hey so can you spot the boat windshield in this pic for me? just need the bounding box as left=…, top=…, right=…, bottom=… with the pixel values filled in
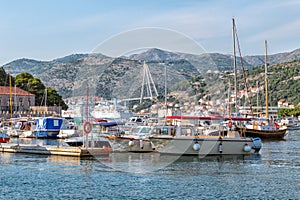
left=151, top=127, right=172, bottom=135
left=132, top=127, right=151, bottom=135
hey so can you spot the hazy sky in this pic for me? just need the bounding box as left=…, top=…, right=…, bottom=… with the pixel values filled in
left=1, top=0, right=300, bottom=65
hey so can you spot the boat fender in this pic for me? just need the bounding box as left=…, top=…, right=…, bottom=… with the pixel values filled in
left=243, top=143, right=251, bottom=152
left=219, top=143, right=223, bottom=154
left=139, top=139, right=144, bottom=149
left=193, top=142, right=201, bottom=151
left=252, top=137, right=262, bottom=153
left=128, top=140, right=134, bottom=147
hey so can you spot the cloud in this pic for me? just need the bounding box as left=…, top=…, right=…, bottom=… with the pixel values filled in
left=248, top=19, right=300, bottom=42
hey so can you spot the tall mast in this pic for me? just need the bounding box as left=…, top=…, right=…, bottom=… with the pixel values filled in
left=233, top=19, right=253, bottom=116
left=265, top=40, right=269, bottom=119
left=256, top=81, right=259, bottom=115
left=86, top=83, right=89, bottom=121
left=165, top=63, right=167, bottom=117
left=228, top=79, right=231, bottom=116
left=44, top=88, right=47, bottom=107
left=232, top=18, right=238, bottom=116
left=9, top=66, right=12, bottom=119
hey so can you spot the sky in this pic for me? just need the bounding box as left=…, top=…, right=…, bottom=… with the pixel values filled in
left=1, top=0, right=300, bottom=65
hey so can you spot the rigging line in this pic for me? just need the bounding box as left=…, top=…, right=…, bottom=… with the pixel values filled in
left=233, top=22, right=254, bottom=116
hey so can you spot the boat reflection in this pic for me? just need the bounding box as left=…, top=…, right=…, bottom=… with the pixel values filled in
left=91, top=151, right=262, bottom=173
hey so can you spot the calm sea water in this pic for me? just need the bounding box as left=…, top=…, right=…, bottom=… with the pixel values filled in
left=1, top=131, right=299, bottom=200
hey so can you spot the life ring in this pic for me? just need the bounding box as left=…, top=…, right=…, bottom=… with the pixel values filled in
left=83, top=121, right=92, bottom=134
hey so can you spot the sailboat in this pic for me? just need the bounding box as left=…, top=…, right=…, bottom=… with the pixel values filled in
left=1, top=68, right=12, bottom=142
left=236, top=40, right=287, bottom=139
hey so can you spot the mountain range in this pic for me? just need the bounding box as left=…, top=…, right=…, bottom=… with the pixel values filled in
left=2, top=48, right=300, bottom=102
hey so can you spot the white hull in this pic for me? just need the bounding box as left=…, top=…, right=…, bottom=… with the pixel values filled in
left=64, top=136, right=111, bottom=148
left=91, top=110, right=121, bottom=119
left=150, top=135, right=260, bottom=155
left=58, top=129, right=80, bottom=139
left=107, top=136, right=155, bottom=153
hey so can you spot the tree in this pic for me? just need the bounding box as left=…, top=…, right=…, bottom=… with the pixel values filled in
left=15, top=72, right=68, bottom=110
left=16, top=73, right=46, bottom=105
left=46, top=88, right=68, bottom=110
left=0, top=67, right=15, bottom=86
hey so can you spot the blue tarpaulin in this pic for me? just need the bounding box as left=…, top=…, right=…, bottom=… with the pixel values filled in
left=99, top=121, right=124, bottom=127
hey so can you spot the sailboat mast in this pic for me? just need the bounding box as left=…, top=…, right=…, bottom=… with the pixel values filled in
left=232, top=18, right=238, bottom=116
left=165, top=64, right=167, bottom=117
left=9, top=66, right=12, bottom=119
left=86, top=83, right=89, bottom=121
left=233, top=19, right=253, bottom=116
left=265, top=40, right=269, bottom=119
left=44, top=88, right=47, bottom=107
left=228, top=79, right=231, bottom=116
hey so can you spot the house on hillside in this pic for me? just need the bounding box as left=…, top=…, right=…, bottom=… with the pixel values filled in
left=283, top=101, right=294, bottom=108
left=278, top=99, right=295, bottom=108
left=0, top=86, right=35, bottom=112
left=277, top=99, right=286, bottom=108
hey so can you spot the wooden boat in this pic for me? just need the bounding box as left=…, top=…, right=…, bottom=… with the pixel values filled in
left=235, top=41, right=288, bottom=140
left=236, top=122, right=287, bottom=139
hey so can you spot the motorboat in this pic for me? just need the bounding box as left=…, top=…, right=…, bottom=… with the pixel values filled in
left=148, top=116, right=262, bottom=156
left=33, top=117, right=63, bottom=138
left=105, top=125, right=156, bottom=153
left=64, top=135, right=111, bottom=148
left=0, top=131, right=10, bottom=143
left=279, top=117, right=300, bottom=130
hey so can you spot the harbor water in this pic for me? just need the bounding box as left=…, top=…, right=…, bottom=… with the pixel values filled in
left=1, top=130, right=299, bottom=199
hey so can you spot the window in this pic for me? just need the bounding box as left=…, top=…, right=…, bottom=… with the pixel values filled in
left=54, top=120, right=59, bottom=127
left=161, top=128, right=169, bottom=135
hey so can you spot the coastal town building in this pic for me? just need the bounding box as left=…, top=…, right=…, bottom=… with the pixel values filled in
left=0, top=86, right=35, bottom=112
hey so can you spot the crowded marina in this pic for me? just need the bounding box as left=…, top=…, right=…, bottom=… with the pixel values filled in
left=1, top=98, right=298, bottom=158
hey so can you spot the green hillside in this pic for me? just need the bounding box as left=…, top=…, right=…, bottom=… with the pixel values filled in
left=242, top=59, right=300, bottom=106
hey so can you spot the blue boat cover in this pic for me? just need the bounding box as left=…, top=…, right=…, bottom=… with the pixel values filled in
left=99, top=121, right=125, bottom=127
left=35, top=117, right=63, bottom=131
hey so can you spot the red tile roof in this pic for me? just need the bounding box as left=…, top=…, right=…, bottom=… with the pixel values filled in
left=0, top=86, right=35, bottom=96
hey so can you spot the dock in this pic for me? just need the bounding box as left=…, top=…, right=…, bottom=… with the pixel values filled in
left=0, top=143, right=110, bottom=157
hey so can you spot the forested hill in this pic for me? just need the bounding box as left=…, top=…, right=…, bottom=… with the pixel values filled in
left=243, top=59, right=300, bottom=106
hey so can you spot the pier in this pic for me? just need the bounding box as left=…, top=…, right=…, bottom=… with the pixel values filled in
left=0, top=143, right=109, bottom=157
